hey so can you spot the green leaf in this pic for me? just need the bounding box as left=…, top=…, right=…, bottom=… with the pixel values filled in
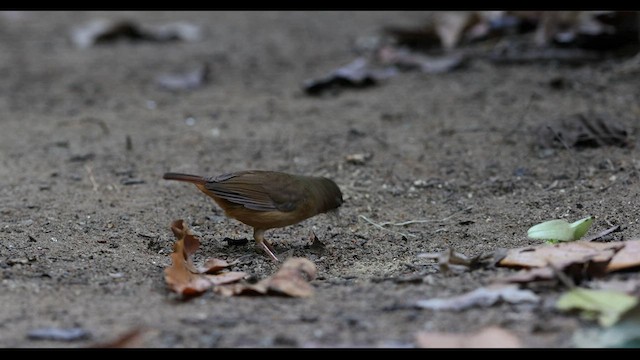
left=570, top=216, right=594, bottom=240
left=527, top=216, right=593, bottom=242
left=556, top=288, right=639, bottom=327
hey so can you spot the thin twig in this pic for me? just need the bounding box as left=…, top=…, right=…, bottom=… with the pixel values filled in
left=378, top=206, right=474, bottom=227
left=359, top=215, right=417, bottom=238
left=84, top=164, right=99, bottom=192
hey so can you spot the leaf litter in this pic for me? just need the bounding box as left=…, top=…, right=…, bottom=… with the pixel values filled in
left=164, top=220, right=316, bottom=298
left=415, top=326, right=523, bottom=348
left=71, top=19, right=202, bottom=49
left=418, top=247, right=493, bottom=274
left=499, top=239, right=640, bottom=275
left=555, top=287, right=638, bottom=327
left=305, top=11, right=639, bottom=95
left=415, top=284, right=540, bottom=311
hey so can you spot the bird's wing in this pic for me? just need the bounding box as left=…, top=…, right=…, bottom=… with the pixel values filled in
left=204, top=171, right=302, bottom=212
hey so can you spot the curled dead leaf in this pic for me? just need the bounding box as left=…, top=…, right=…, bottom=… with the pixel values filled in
left=164, top=220, right=211, bottom=297
left=264, top=257, right=317, bottom=297
left=215, top=257, right=317, bottom=298
left=170, top=219, right=199, bottom=257
left=206, top=271, right=247, bottom=286
left=199, top=258, right=232, bottom=274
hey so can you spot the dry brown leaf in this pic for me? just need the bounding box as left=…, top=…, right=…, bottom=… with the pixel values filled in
left=199, top=258, right=232, bottom=274
left=263, top=257, right=317, bottom=297
left=165, top=220, right=316, bottom=298
left=215, top=257, right=317, bottom=298
left=165, top=236, right=212, bottom=296
left=608, top=240, right=640, bottom=272
left=214, top=282, right=267, bottom=297
left=500, top=267, right=556, bottom=284
left=206, top=271, right=247, bottom=286
left=416, top=326, right=522, bottom=348
left=170, top=219, right=200, bottom=257
left=499, top=240, right=640, bottom=284
left=499, top=240, right=623, bottom=270
left=165, top=220, right=213, bottom=296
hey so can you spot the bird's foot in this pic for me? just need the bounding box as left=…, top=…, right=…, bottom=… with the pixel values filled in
left=258, top=240, right=280, bottom=262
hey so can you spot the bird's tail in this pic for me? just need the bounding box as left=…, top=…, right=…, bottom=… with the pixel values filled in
left=163, top=172, right=206, bottom=184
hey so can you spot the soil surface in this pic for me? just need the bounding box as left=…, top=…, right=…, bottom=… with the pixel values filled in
left=1, top=11, right=640, bottom=348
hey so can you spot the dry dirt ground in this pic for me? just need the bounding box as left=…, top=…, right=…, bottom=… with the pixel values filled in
left=1, top=11, right=640, bottom=348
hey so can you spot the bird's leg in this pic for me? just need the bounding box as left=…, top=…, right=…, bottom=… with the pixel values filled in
left=253, top=228, right=279, bottom=262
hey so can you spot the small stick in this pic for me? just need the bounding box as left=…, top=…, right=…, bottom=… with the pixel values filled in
left=84, top=164, right=99, bottom=192
left=359, top=215, right=417, bottom=238
left=378, top=206, right=474, bottom=227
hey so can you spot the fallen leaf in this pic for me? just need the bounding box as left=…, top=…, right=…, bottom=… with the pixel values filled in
left=164, top=220, right=213, bottom=296
left=199, top=257, right=232, bottom=274
left=170, top=219, right=200, bottom=258
left=27, top=327, right=91, bottom=341
left=416, top=326, right=522, bottom=348
left=498, top=240, right=623, bottom=274
left=205, top=271, right=247, bottom=286
left=419, top=248, right=492, bottom=274
left=165, top=221, right=315, bottom=298
left=165, top=241, right=212, bottom=296
left=156, top=64, right=210, bottom=92
left=556, top=287, right=638, bottom=327
left=608, top=240, right=640, bottom=272
left=303, top=58, right=395, bottom=96
left=500, top=267, right=556, bottom=284
left=214, top=282, right=267, bottom=297
left=415, top=284, right=539, bottom=311
left=215, top=257, right=317, bottom=298
left=527, top=216, right=593, bottom=242
left=71, top=19, right=201, bottom=49
left=262, top=257, right=317, bottom=297
left=537, top=113, right=630, bottom=150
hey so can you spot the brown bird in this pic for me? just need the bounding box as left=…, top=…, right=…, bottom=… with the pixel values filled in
left=163, top=170, right=343, bottom=261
